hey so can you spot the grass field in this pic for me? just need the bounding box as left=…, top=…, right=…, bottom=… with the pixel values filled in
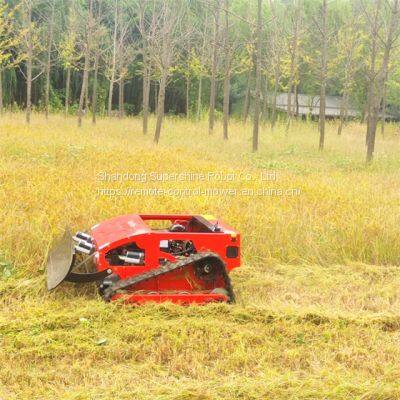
left=1, top=113, right=400, bottom=399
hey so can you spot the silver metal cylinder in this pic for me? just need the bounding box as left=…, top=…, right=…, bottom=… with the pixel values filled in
left=118, top=251, right=144, bottom=265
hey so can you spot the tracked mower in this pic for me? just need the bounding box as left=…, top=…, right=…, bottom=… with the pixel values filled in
left=46, top=214, right=240, bottom=304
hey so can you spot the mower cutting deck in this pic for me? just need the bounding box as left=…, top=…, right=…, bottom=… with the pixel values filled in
left=46, top=214, right=240, bottom=304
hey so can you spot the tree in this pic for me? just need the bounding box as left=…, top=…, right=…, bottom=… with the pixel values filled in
left=183, top=41, right=192, bottom=119
left=18, top=0, right=45, bottom=124
left=0, top=0, right=21, bottom=114
left=105, top=0, right=132, bottom=117
left=91, top=1, right=108, bottom=124
left=220, top=0, right=243, bottom=140
left=153, top=0, right=186, bottom=143
left=2, top=0, right=400, bottom=142
left=267, top=0, right=284, bottom=130
left=282, top=1, right=302, bottom=133
left=242, top=43, right=253, bottom=123
left=59, top=0, right=81, bottom=117
left=252, top=0, right=262, bottom=152
left=44, top=0, right=55, bottom=119
left=318, top=0, right=328, bottom=151
left=195, top=12, right=209, bottom=121
left=365, top=0, right=399, bottom=162
left=115, top=11, right=136, bottom=119
left=107, top=0, right=118, bottom=116
left=208, top=0, right=220, bottom=134
left=173, top=9, right=198, bottom=120
left=137, top=0, right=159, bottom=134
left=222, top=0, right=230, bottom=140
left=302, top=0, right=335, bottom=149
left=334, top=10, right=363, bottom=136
left=385, top=50, right=400, bottom=130
left=77, top=0, right=94, bottom=127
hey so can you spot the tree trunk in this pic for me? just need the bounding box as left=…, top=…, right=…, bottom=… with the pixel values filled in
left=366, top=0, right=380, bottom=146
left=344, top=98, right=349, bottom=122
left=142, top=59, right=150, bottom=134
left=196, top=75, right=202, bottom=120
left=337, top=93, right=346, bottom=136
left=262, top=75, right=269, bottom=120
left=185, top=76, right=190, bottom=118
left=242, top=66, right=252, bottom=123
left=366, top=0, right=398, bottom=162
left=154, top=72, right=167, bottom=144
left=10, top=78, right=14, bottom=111
left=118, top=77, right=124, bottom=118
left=0, top=69, right=3, bottom=114
left=294, top=84, right=299, bottom=117
left=107, top=79, right=114, bottom=116
left=84, top=80, right=89, bottom=110
left=366, top=111, right=379, bottom=162
left=108, top=0, right=118, bottom=117
left=286, top=90, right=292, bottom=132
left=154, top=81, right=158, bottom=115
left=78, top=0, right=93, bottom=127
left=286, top=6, right=299, bottom=134
left=92, top=52, right=99, bottom=124
left=78, top=65, right=89, bottom=126
left=318, top=87, right=326, bottom=150
left=318, top=0, right=328, bottom=151
left=222, top=0, right=230, bottom=140
left=252, top=0, right=262, bottom=152
left=44, top=1, right=55, bottom=119
left=26, top=55, right=32, bottom=124
left=271, top=73, right=278, bottom=130
left=108, top=81, right=114, bottom=116
left=222, top=68, right=230, bottom=140
left=208, top=0, right=219, bottom=134
left=269, top=0, right=280, bottom=130
left=26, top=3, right=33, bottom=124
left=65, top=67, right=71, bottom=117
left=381, top=84, right=386, bottom=137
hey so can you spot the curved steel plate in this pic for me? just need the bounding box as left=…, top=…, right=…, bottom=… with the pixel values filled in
left=46, top=228, right=75, bottom=290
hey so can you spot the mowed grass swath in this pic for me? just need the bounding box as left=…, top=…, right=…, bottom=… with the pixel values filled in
left=1, top=113, right=400, bottom=399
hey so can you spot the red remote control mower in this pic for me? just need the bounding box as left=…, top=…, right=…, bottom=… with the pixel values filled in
left=46, top=214, right=240, bottom=304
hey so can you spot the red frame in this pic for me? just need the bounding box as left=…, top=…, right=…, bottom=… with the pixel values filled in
left=90, top=214, right=240, bottom=304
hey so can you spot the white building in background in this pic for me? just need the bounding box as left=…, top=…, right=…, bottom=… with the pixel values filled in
left=272, top=93, right=359, bottom=118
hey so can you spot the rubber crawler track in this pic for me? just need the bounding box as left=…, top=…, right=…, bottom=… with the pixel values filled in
left=102, top=251, right=235, bottom=303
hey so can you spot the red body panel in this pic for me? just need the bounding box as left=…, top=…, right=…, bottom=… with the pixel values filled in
left=90, top=214, right=240, bottom=304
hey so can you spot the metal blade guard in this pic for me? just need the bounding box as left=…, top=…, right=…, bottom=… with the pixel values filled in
left=46, top=229, right=75, bottom=290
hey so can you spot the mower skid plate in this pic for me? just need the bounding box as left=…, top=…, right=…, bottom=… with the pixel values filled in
left=46, top=228, right=75, bottom=290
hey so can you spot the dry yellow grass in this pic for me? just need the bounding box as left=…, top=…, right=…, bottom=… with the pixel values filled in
left=1, top=112, right=400, bottom=399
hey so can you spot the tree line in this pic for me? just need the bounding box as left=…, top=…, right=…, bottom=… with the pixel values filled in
left=0, top=0, right=399, bottom=161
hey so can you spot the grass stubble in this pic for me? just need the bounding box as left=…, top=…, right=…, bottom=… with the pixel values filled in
left=0, top=113, right=400, bottom=399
